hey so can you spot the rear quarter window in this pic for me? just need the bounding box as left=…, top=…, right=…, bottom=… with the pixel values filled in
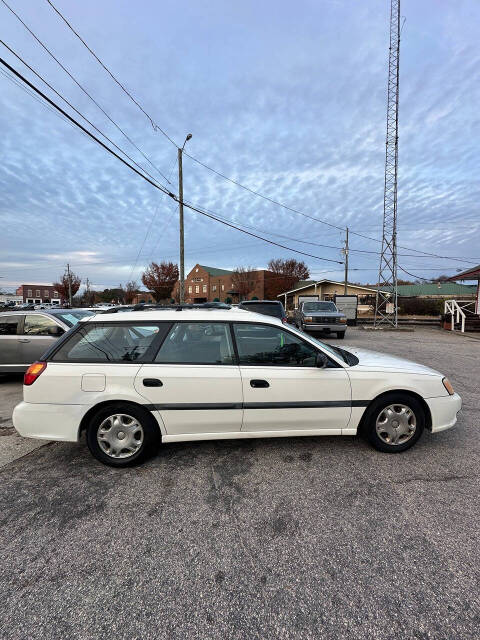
left=51, top=322, right=170, bottom=362
left=0, top=315, right=21, bottom=335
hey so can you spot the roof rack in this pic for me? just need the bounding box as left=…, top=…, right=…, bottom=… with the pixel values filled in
left=101, top=302, right=232, bottom=314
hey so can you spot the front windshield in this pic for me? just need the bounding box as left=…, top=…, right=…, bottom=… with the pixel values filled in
left=303, top=302, right=336, bottom=312
left=52, top=310, right=95, bottom=327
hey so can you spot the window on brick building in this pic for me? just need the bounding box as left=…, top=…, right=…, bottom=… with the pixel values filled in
left=202, top=285, right=207, bottom=292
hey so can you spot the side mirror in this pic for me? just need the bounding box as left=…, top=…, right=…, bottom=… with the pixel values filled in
left=48, top=325, right=64, bottom=336
left=316, top=352, right=328, bottom=369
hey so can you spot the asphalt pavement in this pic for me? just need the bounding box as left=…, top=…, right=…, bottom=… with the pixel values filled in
left=0, top=327, right=479, bottom=639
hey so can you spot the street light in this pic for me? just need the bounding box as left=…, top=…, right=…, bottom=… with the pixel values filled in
left=178, top=133, right=192, bottom=304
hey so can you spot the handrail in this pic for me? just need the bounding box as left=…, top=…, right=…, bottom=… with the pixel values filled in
left=444, top=299, right=466, bottom=332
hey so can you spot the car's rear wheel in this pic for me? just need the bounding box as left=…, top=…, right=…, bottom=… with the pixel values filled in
left=363, top=393, right=425, bottom=453
left=86, top=403, right=160, bottom=467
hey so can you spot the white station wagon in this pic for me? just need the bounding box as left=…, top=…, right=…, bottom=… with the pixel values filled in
left=13, top=308, right=461, bottom=467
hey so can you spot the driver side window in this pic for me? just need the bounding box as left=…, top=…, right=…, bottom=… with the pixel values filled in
left=233, top=323, right=318, bottom=367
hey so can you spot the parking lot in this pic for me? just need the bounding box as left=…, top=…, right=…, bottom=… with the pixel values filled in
left=0, top=326, right=479, bottom=639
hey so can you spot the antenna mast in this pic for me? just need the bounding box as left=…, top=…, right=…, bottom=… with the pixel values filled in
left=375, top=0, right=401, bottom=327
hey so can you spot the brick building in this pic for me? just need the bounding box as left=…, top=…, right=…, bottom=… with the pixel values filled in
left=131, top=290, right=156, bottom=305
left=16, top=284, right=62, bottom=305
left=181, top=264, right=274, bottom=303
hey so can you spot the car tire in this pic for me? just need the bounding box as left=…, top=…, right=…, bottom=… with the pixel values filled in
left=336, top=332, right=345, bottom=339
left=363, top=393, right=425, bottom=453
left=86, top=402, right=160, bottom=467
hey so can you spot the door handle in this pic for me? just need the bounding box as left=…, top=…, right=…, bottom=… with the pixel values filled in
left=143, top=378, right=163, bottom=387
left=18, top=338, right=30, bottom=343
left=250, top=379, right=269, bottom=388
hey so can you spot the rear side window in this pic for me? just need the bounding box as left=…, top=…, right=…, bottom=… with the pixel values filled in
left=52, top=323, right=169, bottom=362
left=0, top=315, right=21, bottom=335
left=239, top=303, right=284, bottom=318
left=155, top=322, right=235, bottom=365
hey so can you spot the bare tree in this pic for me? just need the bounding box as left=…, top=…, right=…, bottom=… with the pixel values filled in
left=264, top=258, right=310, bottom=299
left=124, top=280, right=138, bottom=304
left=231, top=266, right=257, bottom=301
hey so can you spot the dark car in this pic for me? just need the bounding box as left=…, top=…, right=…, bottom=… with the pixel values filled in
left=0, top=309, right=95, bottom=373
left=238, top=300, right=287, bottom=323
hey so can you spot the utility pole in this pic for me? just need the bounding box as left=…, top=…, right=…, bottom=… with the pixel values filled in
left=66, top=263, right=72, bottom=308
left=178, top=133, right=192, bottom=304
left=375, top=0, right=400, bottom=327
left=343, top=227, right=349, bottom=294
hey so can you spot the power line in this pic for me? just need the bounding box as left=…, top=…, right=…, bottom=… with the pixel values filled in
left=0, top=40, right=172, bottom=189
left=1, top=0, right=171, bottom=184
left=0, top=57, right=342, bottom=266
left=182, top=200, right=343, bottom=264
left=0, top=56, right=174, bottom=196
left=184, top=151, right=345, bottom=232
left=126, top=201, right=161, bottom=284
left=45, top=0, right=178, bottom=148
left=398, top=265, right=433, bottom=282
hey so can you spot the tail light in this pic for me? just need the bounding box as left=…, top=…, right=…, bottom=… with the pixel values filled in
left=282, top=316, right=288, bottom=324
left=24, top=361, right=47, bottom=386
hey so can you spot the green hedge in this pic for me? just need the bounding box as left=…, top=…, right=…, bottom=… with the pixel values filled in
left=397, top=297, right=444, bottom=316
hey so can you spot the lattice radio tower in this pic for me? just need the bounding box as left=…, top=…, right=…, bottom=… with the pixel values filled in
left=375, top=0, right=401, bottom=327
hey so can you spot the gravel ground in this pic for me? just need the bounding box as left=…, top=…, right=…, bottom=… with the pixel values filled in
left=0, top=327, right=478, bottom=640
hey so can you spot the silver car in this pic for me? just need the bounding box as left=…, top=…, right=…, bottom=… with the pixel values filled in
left=0, top=309, right=95, bottom=373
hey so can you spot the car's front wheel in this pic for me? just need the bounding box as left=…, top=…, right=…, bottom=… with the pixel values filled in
left=363, top=393, right=425, bottom=453
left=86, top=402, right=160, bottom=467
left=336, top=331, right=345, bottom=339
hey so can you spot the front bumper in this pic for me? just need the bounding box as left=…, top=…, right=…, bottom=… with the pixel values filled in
left=13, top=401, right=85, bottom=442
left=302, top=323, right=346, bottom=333
left=426, top=393, right=462, bottom=433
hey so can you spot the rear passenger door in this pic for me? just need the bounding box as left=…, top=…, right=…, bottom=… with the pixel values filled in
left=136, top=321, right=243, bottom=435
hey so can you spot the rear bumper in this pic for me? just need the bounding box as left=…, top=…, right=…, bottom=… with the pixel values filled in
left=426, top=393, right=462, bottom=433
left=13, top=401, right=85, bottom=442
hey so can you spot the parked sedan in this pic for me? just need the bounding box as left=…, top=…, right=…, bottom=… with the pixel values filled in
left=0, top=309, right=95, bottom=373
left=13, top=308, right=461, bottom=467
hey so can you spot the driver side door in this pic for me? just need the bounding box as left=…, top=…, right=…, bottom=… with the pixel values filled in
left=233, top=323, right=351, bottom=433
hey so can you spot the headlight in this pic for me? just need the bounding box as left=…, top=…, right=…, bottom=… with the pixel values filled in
left=304, top=316, right=313, bottom=322
left=339, top=317, right=347, bottom=323
left=442, top=377, right=454, bottom=395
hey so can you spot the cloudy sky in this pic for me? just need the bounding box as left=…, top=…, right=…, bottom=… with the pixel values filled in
left=1, top=0, right=479, bottom=292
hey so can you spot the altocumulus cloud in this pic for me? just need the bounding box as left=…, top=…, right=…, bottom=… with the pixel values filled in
left=0, top=0, right=479, bottom=290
